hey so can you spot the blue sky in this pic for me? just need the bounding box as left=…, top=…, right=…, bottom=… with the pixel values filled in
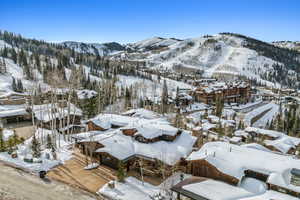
left=1, top=0, right=299, bottom=44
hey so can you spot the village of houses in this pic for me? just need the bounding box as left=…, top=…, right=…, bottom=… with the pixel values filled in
left=0, top=78, right=300, bottom=200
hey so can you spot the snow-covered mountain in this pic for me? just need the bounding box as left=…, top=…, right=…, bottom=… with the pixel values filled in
left=1, top=31, right=300, bottom=90
left=61, top=41, right=125, bottom=56
left=272, top=41, right=300, bottom=51
left=112, top=33, right=300, bottom=87
left=126, top=37, right=183, bottom=51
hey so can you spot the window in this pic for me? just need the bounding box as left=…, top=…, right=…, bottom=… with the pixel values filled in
left=291, top=169, right=300, bottom=186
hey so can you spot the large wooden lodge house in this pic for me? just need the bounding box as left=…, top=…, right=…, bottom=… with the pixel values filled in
left=191, top=80, right=251, bottom=105
left=74, top=113, right=196, bottom=177
left=181, top=142, right=300, bottom=198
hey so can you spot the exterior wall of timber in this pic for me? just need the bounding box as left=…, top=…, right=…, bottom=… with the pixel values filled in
left=193, top=85, right=250, bottom=105
left=187, top=159, right=239, bottom=185
left=87, top=121, right=107, bottom=131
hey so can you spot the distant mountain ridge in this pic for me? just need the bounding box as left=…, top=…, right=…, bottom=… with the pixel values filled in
left=272, top=41, right=300, bottom=51
left=1, top=30, right=300, bottom=89
left=61, top=41, right=125, bottom=56
left=109, top=33, right=300, bottom=88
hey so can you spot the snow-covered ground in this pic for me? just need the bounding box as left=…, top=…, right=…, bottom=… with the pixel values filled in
left=99, top=173, right=190, bottom=200
left=0, top=128, right=73, bottom=172
left=0, top=162, right=96, bottom=200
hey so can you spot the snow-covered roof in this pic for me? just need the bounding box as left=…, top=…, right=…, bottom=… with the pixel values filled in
left=89, top=113, right=178, bottom=140
left=230, top=136, right=242, bottom=143
left=243, top=103, right=277, bottom=127
left=133, top=122, right=179, bottom=139
left=202, top=122, right=216, bottom=131
left=89, top=114, right=138, bottom=128
left=234, top=130, right=249, bottom=138
left=187, top=141, right=300, bottom=193
left=0, top=91, right=28, bottom=99
left=208, top=115, right=235, bottom=127
left=182, top=179, right=254, bottom=200
left=0, top=104, right=28, bottom=118
left=181, top=102, right=208, bottom=113
left=244, top=127, right=300, bottom=152
left=32, top=103, right=82, bottom=122
left=264, top=137, right=300, bottom=154
left=85, top=130, right=196, bottom=165
left=122, top=108, right=160, bottom=119
left=241, top=143, right=273, bottom=153
left=195, top=81, right=249, bottom=94
left=244, top=127, right=282, bottom=138
left=239, top=190, right=299, bottom=200
left=76, top=89, right=97, bottom=100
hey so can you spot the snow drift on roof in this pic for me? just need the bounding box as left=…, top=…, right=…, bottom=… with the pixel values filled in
left=187, top=141, right=300, bottom=193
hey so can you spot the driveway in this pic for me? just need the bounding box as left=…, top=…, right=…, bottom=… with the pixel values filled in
left=0, top=162, right=99, bottom=200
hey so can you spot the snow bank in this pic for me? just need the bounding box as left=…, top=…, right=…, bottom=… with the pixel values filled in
left=99, top=177, right=159, bottom=200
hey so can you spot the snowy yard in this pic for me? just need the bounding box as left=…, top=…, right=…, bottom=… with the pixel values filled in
left=0, top=128, right=73, bottom=172
left=99, top=173, right=191, bottom=200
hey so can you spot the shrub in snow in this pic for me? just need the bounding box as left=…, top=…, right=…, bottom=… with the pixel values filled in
left=24, top=154, right=33, bottom=163
left=117, top=161, right=126, bottom=182
left=108, top=181, right=115, bottom=189
left=31, top=135, right=41, bottom=158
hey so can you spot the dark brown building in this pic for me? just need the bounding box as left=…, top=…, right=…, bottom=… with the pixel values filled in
left=192, top=81, right=251, bottom=105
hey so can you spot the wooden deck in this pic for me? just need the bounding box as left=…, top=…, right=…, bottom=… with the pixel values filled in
left=48, top=150, right=117, bottom=193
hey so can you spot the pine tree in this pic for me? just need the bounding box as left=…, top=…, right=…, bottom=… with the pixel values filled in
left=12, top=131, right=19, bottom=147
left=11, top=48, right=17, bottom=63
left=175, top=86, right=180, bottom=107
left=31, top=135, right=41, bottom=158
left=46, top=134, right=53, bottom=149
left=276, top=114, right=284, bottom=132
left=215, top=96, right=224, bottom=117
left=218, top=121, right=224, bottom=136
left=12, top=77, right=17, bottom=92
left=0, top=57, right=6, bottom=74
left=0, top=128, right=6, bottom=152
left=174, top=109, right=183, bottom=128
left=117, top=161, right=126, bottom=182
left=269, top=119, right=274, bottom=130
left=292, top=117, right=299, bottom=136
left=161, top=79, right=168, bottom=114
left=124, top=87, right=132, bottom=109
left=7, top=137, right=14, bottom=154
left=17, top=79, right=23, bottom=92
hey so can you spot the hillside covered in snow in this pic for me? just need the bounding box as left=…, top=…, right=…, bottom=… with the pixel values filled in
left=1, top=30, right=300, bottom=91
left=111, top=33, right=300, bottom=88
left=272, top=41, right=300, bottom=52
